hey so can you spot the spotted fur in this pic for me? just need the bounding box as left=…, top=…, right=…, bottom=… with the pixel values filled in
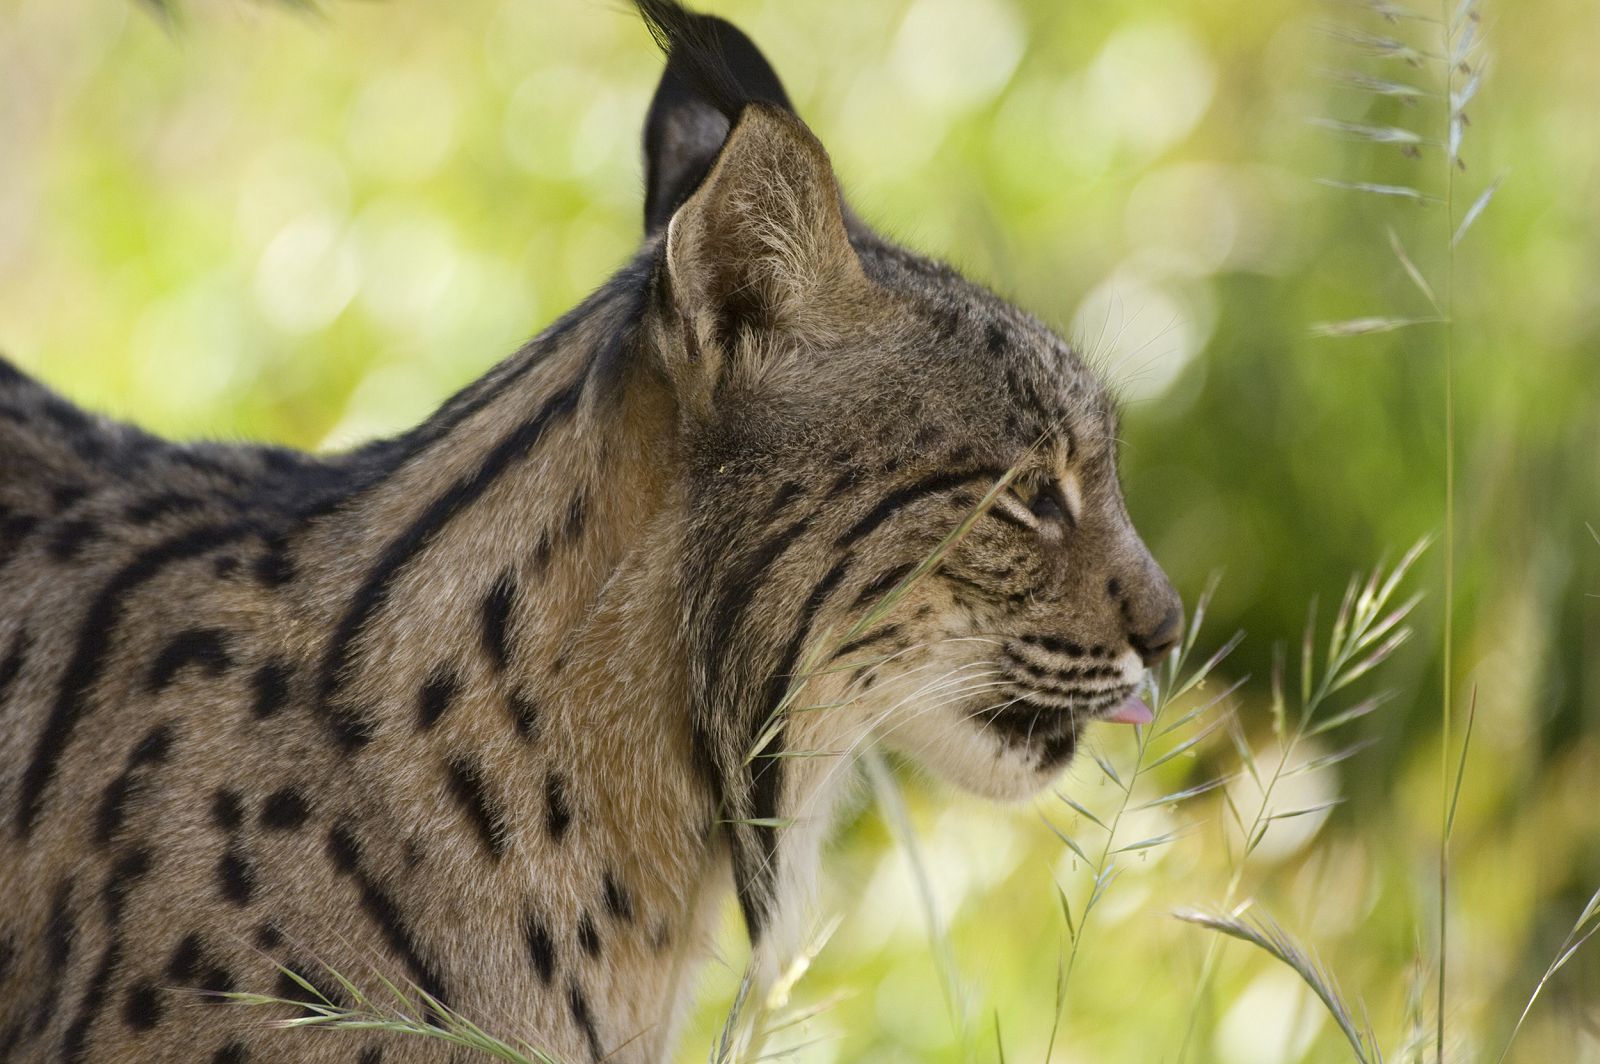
left=0, top=3, right=1181, bottom=1061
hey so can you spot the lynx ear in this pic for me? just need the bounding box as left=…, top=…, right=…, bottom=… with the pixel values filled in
left=641, top=14, right=794, bottom=235
left=660, top=104, right=866, bottom=402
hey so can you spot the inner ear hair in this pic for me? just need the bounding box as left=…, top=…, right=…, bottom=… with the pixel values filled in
left=662, top=104, right=866, bottom=396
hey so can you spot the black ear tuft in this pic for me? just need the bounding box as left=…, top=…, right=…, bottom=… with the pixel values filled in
left=637, top=2, right=795, bottom=235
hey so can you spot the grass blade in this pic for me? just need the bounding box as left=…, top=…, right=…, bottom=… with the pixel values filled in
left=1311, top=316, right=1444, bottom=337
left=1388, top=227, right=1442, bottom=313
left=1452, top=175, right=1503, bottom=246
left=1177, top=908, right=1376, bottom=1064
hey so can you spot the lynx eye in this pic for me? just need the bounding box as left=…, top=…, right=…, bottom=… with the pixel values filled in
left=1008, top=476, right=1069, bottom=527
left=1028, top=488, right=1066, bottom=523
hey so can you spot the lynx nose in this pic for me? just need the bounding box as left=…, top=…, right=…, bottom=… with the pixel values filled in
left=1131, top=605, right=1182, bottom=667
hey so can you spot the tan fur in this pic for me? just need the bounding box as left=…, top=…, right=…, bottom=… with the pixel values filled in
left=0, top=18, right=1181, bottom=1064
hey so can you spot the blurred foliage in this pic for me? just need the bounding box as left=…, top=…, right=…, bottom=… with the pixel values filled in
left=1, top=0, right=1596, bottom=1060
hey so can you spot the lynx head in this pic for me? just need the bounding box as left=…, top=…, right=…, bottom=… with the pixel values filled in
left=627, top=1, right=1181, bottom=934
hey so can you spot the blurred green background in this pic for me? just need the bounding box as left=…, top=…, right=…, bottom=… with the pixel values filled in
left=1, top=0, right=1596, bottom=1060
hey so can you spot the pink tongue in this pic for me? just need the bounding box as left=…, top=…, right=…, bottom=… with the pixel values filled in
left=1106, top=697, right=1154, bottom=726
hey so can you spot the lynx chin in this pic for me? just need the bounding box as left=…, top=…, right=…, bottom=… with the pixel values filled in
left=0, top=1, right=1181, bottom=1060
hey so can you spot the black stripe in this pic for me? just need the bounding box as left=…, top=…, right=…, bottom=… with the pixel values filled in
left=577, top=912, right=601, bottom=957
left=0, top=511, right=40, bottom=570
left=60, top=935, right=120, bottom=1062
left=768, top=480, right=804, bottom=514
left=28, top=877, right=76, bottom=1040
left=523, top=910, right=556, bottom=984
left=831, top=623, right=904, bottom=662
left=508, top=690, right=540, bottom=739
left=325, top=823, right=447, bottom=1004
left=480, top=569, right=518, bottom=672
left=94, top=724, right=174, bottom=847
left=316, top=380, right=584, bottom=729
left=46, top=517, right=99, bottom=562
left=0, top=628, right=29, bottom=710
left=566, top=980, right=605, bottom=1063
left=285, top=253, right=650, bottom=533
left=738, top=553, right=857, bottom=938
left=545, top=772, right=572, bottom=841
left=444, top=756, right=506, bottom=860
left=834, top=468, right=1009, bottom=551
left=103, top=847, right=153, bottom=923
left=147, top=628, right=234, bottom=693
left=16, top=520, right=254, bottom=837
left=124, top=492, right=203, bottom=525
left=602, top=872, right=634, bottom=924
left=850, top=561, right=918, bottom=610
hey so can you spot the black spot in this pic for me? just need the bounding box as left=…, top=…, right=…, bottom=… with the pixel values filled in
left=0, top=511, right=39, bottom=569
left=577, top=912, right=601, bottom=958
left=1107, top=576, right=1122, bottom=599
left=253, top=923, right=282, bottom=951
left=213, top=555, right=240, bottom=578
left=147, top=628, right=234, bottom=693
left=198, top=965, right=234, bottom=1002
left=417, top=668, right=463, bottom=731
left=444, top=756, right=506, bottom=860
left=0, top=935, right=13, bottom=983
left=253, top=542, right=295, bottom=586
left=260, top=787, right=310, bottom=831
left=328, top=705, right=377, bottom=751
left=533, top=531, right=554, bottom=572
left=50, top=483, right=88, bottom=509
left=46, top=517, right=99, bottom=562
left=166, top=933, right=205, bottom=982
left=211, top=789, right=245, bottom=832
left=122, top=981, right=162, bottom=1030
left=358, top=1048, right=383, bottom=1064
left=404, top=838, right=426, bottom=867
left=250, top=660, right=292, bottom=719
left=985, top=321, right=1010, bottom=356
left=103, top=847, right=153, bottom=922
left=824, top=469, right=855, bottom=500
left=508, top=691, right=540, bottom=739
left=211, top=1042, right=247, bottom=1064
left=567, top=980, right=605, bottom=1062
left=480, top=570, right=518, bottom=672
left=275, top=961, right=336, bottom=1015
left=545, top=772, right=571, bottom=841
left=524, top=911, right=556, bottom=984
left=218, top=846, right=255, bottom=906
left=603, top=872, right=634, bottom=924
